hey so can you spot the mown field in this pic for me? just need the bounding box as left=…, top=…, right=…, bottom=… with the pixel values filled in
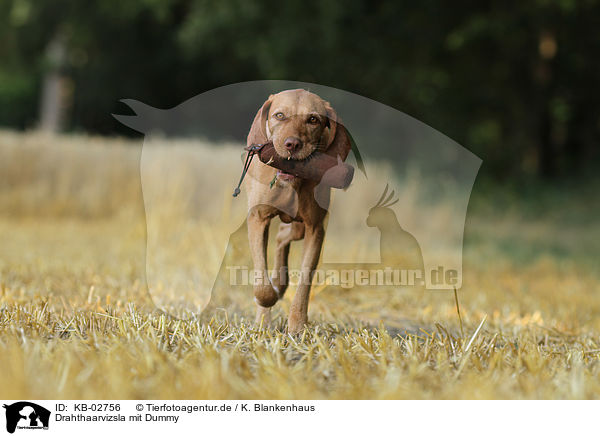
left=0, top=130, right=599, bottom=399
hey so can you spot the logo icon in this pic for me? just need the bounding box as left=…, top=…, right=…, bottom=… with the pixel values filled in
left=113, top=80, right=481, bottom=317
left=3, top=402, right=50, bottom=434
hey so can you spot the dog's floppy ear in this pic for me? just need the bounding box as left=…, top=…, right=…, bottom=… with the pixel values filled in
left=323, top=102, right=351, bottom=161
left=323, top=101, right=337, bottom=148
left=247, top=94, right=274, bottom=146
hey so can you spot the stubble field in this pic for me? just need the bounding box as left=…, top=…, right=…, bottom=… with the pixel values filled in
left=1, top=130, right=599, bottom=399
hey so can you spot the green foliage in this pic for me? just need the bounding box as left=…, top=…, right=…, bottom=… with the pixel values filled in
left=0, top=0, right=599, bottom=178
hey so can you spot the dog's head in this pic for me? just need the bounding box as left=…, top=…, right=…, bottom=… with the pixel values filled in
left=254, top=89, right=338, bottom=161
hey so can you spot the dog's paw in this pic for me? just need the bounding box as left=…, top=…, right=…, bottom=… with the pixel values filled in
left=270, top=278, right=288, bottom=298
left=287, top=313, right=308, bottom=335
left=253, top=284, right=279, bottom=308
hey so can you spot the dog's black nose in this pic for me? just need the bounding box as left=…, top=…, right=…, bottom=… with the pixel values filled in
left=283, top=137, right=302, bottom=152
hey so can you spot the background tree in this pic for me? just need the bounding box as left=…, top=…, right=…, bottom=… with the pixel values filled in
left=0, top=0, right=598, bottom=179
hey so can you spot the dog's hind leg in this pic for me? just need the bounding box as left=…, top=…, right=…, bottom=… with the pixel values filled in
left=288, top=222, right=325, bottom=334
left=255, top=305, right=272, bottom=327
left=272, top=221, right=305, bottom=298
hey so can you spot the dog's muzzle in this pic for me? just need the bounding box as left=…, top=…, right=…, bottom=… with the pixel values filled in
left=232, top=141, right=354, bottom=196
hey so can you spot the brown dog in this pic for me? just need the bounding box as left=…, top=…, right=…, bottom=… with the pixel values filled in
left=245, top=89, right=351, bottom=333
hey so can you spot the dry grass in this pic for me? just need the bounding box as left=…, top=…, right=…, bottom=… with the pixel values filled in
left=1, top=130, right=599, bottom=399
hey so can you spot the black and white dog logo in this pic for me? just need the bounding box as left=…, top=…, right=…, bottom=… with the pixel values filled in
left=3, top=402, right=50, bottom=434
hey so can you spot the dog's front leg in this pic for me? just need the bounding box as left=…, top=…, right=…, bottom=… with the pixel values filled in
left=288, top=222, right=325, bottom=334
left=247, top=208, right=279, bottom=325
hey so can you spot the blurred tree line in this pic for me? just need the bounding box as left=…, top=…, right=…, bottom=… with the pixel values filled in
left=0, top=0, right=599, bottom=179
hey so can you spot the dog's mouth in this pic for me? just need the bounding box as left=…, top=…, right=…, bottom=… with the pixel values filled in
left=275, top=148, right=318, bottom=182
left=274, top=142, right=318, bottom=161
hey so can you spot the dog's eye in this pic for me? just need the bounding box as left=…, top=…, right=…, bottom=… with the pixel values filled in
left=307, top=116, right=319, bottom=124
left=273, top=112, right=285, bottom=120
